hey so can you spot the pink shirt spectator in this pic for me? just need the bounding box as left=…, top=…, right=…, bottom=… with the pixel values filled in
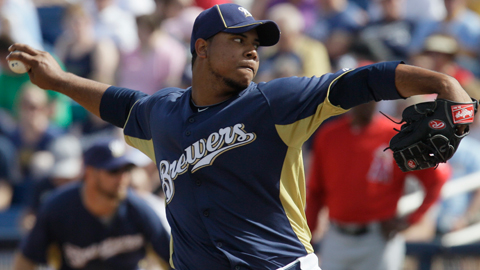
left=118, top=32, right=187, bottom=95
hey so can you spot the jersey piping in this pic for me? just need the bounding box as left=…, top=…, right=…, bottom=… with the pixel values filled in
left=275, top=72, right=350, bottom=253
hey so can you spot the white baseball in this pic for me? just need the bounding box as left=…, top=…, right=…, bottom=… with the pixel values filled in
left=8, top=60, right=30, bottom=74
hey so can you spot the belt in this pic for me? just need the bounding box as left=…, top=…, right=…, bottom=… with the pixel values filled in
left=276, top=253, right=320, bottom=270
left=332, top=222, right=369, bottom=236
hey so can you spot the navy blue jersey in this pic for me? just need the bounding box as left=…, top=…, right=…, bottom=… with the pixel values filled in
left=100, top=62, right=403, bottom=269
left=20, top=183, right=170, bottom=270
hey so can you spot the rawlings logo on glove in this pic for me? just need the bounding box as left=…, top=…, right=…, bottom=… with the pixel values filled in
left=452, top=104, right=475, bottom=123
left=429, top=120, right=445, bottom=129
left=385, top=98, right=478, bottom=172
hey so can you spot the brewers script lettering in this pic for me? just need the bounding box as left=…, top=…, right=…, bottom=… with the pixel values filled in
left=159, top=123, right=256, bottom=203
left=64, top=234, right=144, bottom=268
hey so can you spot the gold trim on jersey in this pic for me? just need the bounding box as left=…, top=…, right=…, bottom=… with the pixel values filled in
left=169, top=235, right=175, bottom=269
left=275, top=70, right=351, bottom=253
left=47, top=243, right=62, bottom=269
left=124, top=136, right=156, bottom=163
left=123, top=100, right=157, bottom=163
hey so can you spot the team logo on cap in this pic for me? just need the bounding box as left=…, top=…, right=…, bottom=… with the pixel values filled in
left=238, top=7, right=252, bottom=17
left=109, top=140, right=125, bottom=157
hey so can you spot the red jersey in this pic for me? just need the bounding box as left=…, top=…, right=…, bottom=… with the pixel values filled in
left=194, top=0, right=232, bottom=9
left=306, top=114, right=449, bottom=233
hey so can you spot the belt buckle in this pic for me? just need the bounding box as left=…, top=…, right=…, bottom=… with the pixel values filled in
left=283, top=260, right=301, bottom=270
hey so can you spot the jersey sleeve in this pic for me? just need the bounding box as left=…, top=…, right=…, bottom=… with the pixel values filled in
left=257, top=61, right=402, bottom=147
left=100, top=86, right=159, bottom=161
left=99, top=86, right=148, bottom=128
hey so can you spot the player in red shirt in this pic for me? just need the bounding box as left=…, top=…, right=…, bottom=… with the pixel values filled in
left=306, top=101, right=449, bottom=270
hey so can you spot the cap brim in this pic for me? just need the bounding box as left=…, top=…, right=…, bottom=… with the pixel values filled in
left=223, top=20, right=280, bottom=47
left=100, top=156, right=136, bottom=171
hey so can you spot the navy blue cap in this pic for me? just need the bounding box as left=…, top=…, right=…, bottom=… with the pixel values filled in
left=190, top=4, right=280, bottom=54
left=83, top=139, right=136, bottom=171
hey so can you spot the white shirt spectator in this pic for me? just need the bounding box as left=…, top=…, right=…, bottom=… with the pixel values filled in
left=116, top=0, right=156, bottom=16
left=368, top=0, right=446, bottom=22
left=0, top=0, right=44, bottom=50
left=88, top=0, right=139, bottom=53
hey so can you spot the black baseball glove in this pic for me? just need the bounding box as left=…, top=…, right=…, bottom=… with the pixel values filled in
left=386, top=98, right=478, bottom=172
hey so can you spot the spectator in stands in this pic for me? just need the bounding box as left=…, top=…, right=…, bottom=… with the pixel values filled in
left=161, top=6, right=203, bottom=87
left=349, top=0, right=370, bottom=11
left=117, top=0, right=156, bottom=16
left=52, top=3, right=121, bottom=146
left=0, top=0, right=44, bottom=50
left=468, top=0, right=480, bottom=15
left=130, top=164, right=171, bottom=233
left=256, top=3, right=331, bottom=82
left=8, top=84, right=65, bottom=203
left=0, top=0, right=10, bottom=37
left=21, top=134, right=83, bottom=231
left=69, top=111, right=123, bottom=153
left=367, top=0, right=446, bottom=23
left=153, top=0, right=194, bottom=23
left=411, top=34, right=480, bottom=101
left=161, top=5, right=203, bottom=45
left=55, top=3, right=119, bottom=85
left=118, top=14, right=187, bottom=94
left=12, top=138, right=171, bottom=270
left=408, top=0, right=480, bottom=75
left=0, top=134, right=18, bottom=211
left=306, top=0, right=369, bottom=69
left=358, top=0, right=416, bottom=61
left=194, top=0, right=231, bottom=10
left=89, top=0, right=139, bottom=53
left=306, top=101, right=449, bottom=270
left=0, top=34, right=33, bottom=116
left=34, top=0, right=70, bottom=52
left=250, top=0, right=318, bottom=30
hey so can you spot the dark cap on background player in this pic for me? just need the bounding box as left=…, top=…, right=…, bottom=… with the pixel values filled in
left=83, top=139, right=137, bottom=171
left=190, top=3, right=281, bottom=54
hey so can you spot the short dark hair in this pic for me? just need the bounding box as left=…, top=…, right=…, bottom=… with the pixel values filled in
left=191, top=51, right=197, bottom=69
left=136, top=14, right=158, bottom=33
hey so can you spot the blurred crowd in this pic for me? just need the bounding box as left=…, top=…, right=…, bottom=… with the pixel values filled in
left=2, top=0, right=480, bottom=265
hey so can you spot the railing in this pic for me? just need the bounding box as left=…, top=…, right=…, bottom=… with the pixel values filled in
left=398, top=171, right=480, bottom=270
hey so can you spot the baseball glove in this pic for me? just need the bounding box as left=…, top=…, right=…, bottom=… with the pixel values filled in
left=386, top=98, right=478, bottom=172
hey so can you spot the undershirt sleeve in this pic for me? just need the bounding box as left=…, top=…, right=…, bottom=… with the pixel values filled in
left=99, top=86, right=148, bottom=128
left=329, top=61, right=405, bottom=109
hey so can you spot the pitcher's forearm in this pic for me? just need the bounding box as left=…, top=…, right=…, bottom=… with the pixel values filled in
left=395, top=64, right=472, bottom=102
